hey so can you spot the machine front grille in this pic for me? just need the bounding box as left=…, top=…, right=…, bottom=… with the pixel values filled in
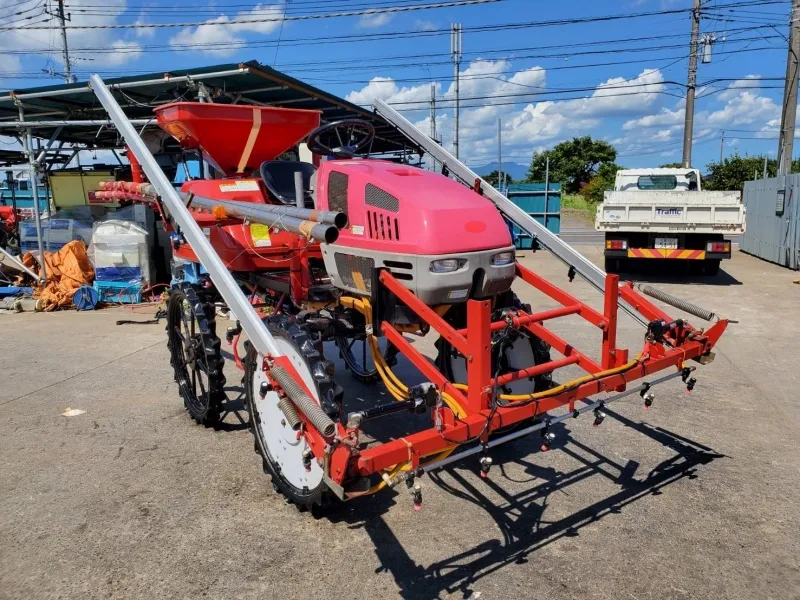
left=484, top=277, right=514, bottom=296
left=327, top=171, right=349, bottom=214
left=365, top=184, right=399, bottom=213
left=334, top=253, right=375, bottom=293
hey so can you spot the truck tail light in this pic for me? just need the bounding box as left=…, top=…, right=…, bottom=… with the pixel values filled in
left=605, top=239, right=627, bottom=250
left=706, top=241, right=730, bottom=252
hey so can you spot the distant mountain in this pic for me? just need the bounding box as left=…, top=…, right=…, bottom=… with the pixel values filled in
left=473, top=161, right=528, bottom=182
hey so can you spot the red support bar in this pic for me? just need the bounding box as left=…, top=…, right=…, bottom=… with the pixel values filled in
left=356, top=339, right=708, bottom=475
left=515, top=262, right=608, bottom=329
left=602, top=274, right=619, bottom=369
left=494, top=354, right=580, bottom=386
left=466, top=299, right=492, bottom=414
left=455, top=303, right=581, bottom=336
left=378, top=270, right=471, bottom=357
left=524, top=322, right=603, bottom=374
left=381, top=322, right=470, bottom=409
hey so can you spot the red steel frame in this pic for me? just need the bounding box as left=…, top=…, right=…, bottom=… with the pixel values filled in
left=267, top=263, right=728, bottom=491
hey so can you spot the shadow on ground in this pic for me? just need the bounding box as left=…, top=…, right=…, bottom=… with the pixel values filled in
left=326, top=409, right=724, bottom=599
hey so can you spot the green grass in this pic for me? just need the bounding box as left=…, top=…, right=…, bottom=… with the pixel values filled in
left=561, top=194, right=596, bottom=226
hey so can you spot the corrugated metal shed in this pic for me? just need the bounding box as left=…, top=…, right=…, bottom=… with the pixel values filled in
left=0, top=61, right=421, bottom=157
left=505, top=182, right=561, bottom=248
left=741, top=175, right=800, bottom=270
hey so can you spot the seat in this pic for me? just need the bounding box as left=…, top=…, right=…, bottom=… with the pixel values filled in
left=259, top=161, right=317, bottom=208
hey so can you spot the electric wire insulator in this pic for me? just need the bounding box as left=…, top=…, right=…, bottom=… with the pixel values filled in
left=637, top=284, right=716, bottom=322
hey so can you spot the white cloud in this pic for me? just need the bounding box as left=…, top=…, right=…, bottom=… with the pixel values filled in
left=0, top=0, right=144, bottom=68
left=104, top=41, right=143, bottom=66
left=623, top=106, right=684, bottom=130
left=706, top=90, right=780, bottom=126
left=358, top=13, right=392, bottom=28
left=134, top=19, right=155, bottom=38
left=717, top=75, right=761, bottom=102
left=0, top=53, right=22, bottom=75
left=414, top=19, right=437, bottom=31
left=169, top=2, right=285, bottom=56
left=559, top=69, right=665, bottom=118
left=345, top=77, right=440, bottom=108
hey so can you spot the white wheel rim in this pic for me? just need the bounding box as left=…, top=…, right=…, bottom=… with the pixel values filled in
left=253, top=338, right=324, bottom=491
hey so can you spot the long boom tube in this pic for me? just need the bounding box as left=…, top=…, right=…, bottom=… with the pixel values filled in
left=89, top=74, right=285, bottom=358
left=372, top=99, right=647, bottom=327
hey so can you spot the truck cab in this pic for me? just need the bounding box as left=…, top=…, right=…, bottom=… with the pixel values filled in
left=596, top=168, right=746, bottom=275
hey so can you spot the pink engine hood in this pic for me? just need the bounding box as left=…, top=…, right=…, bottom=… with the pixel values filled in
left=317, top=160, right=511, bottom=255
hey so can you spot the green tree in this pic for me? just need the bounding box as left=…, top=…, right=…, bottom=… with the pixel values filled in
left=702, top=154, right=800, bottom=190
left=525, top=136, right=617, bottom=193
left=483, top=170, right=513, bottom=188
left=658, top=162, right=684, bottom=168
left=582, top=162, right=624, bottom=203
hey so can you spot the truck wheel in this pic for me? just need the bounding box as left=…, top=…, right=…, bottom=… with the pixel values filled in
left=703, top=259, right=720, bottom=276
left=604, top=257, right=620, bottom=273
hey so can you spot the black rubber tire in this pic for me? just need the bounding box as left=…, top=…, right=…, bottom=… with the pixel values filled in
left=703, top=259, right=721, bottom=276
left=604, top=256, right=620, bottom=273
left=245, top=314, right=342, bottom=510
left=437, top=292, right=556, bottom=394
left=166, top=283, right=226, bottom=426
left=335, top=336, right=379, bottom=384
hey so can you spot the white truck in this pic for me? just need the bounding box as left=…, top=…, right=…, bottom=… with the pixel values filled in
left=595, top=168, right=745, bottom=275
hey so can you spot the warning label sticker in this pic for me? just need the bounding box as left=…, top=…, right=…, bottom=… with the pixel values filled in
left=250, top=223, right=272, bottom=247
left=220, top=180, right=260, bottom=192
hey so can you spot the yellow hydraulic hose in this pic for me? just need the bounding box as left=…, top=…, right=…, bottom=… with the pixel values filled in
left=452, top=356, right=643, bottom=402
left=341, top=297, right=465, bottom=495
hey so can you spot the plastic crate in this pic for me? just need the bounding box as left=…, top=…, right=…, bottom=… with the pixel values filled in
left=20, top=240, right=66, bottom=254
left=93, top=280, right=143, bottom=304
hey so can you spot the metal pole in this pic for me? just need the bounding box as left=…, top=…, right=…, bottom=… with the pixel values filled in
left=778, top=0, right=800, bottom=175
left=372, top=98, right=648, bottom=327
left=544, top=157, right=550, bottom=232
left=451, top=23, right=462, bottom=160
left=0, top=245, right=41, bottom=283
left=682, top=0, right=700, bottom=168
left=89, top=74, right=283, bottom=358
left=57, top=0, right=75, bottom=84
left=763, top=155, right=769, bottom=179
left=497, top=118, right=502, bottom=188
left=294, top=171, right=305, bottom=209
left=719, top=130, right=725, bottom=163
left=18, top=105, right=47, bottom=281
left=423, top=369, right=687, bottom=474
left=430, top=82, right=437, bottom=171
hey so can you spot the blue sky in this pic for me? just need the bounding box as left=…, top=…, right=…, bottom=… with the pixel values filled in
left=0, top=0, right=791, bottom=172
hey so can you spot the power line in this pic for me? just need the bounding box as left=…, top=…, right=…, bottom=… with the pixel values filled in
left=0, top=0, right=499, bottom=30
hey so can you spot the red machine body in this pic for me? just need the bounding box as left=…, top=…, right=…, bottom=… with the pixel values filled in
left=152, top=102, right=324, bottom=273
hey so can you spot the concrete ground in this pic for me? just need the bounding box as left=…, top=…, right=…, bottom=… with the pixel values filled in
left=1, top=246, right=799, bottom=600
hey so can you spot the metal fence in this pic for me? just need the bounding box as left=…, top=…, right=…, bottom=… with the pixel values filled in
left=741, top=175, right=800, bottom=270
left=505, top=183, right=561, bottom=249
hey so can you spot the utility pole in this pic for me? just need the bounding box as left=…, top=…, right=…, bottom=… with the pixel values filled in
left=56, top=0, right=75, bottom=83
left=451, top=23, right=462, bottom=160
left=682, top=0, right=701, bottom=168
left=497, top=118, right=502, bottom=186
left=430, top=83, right=437, bottom=171
left=719, top=130, right=725, bottom=163
left=778, top=0, right=800, bottom=175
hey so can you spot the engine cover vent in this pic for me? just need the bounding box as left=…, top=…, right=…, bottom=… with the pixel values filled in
left=366, top=210, right=400, bottom=241
left=334, top=253, right=375, bottom=293
left=365, top=184, right=399, bottom=213
left=327, top=171, right=349, bottom=214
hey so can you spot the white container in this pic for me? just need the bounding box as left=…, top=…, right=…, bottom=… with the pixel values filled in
left=90, top=220, right=151, bottom=284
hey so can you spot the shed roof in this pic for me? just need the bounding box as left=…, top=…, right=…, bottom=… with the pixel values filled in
left=0, top=61, right=420, bottom=157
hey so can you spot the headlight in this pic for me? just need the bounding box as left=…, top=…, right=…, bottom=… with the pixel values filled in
left=430, top=258, right=465, bottom=273
left=491, top=251, right=515, bottom=266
